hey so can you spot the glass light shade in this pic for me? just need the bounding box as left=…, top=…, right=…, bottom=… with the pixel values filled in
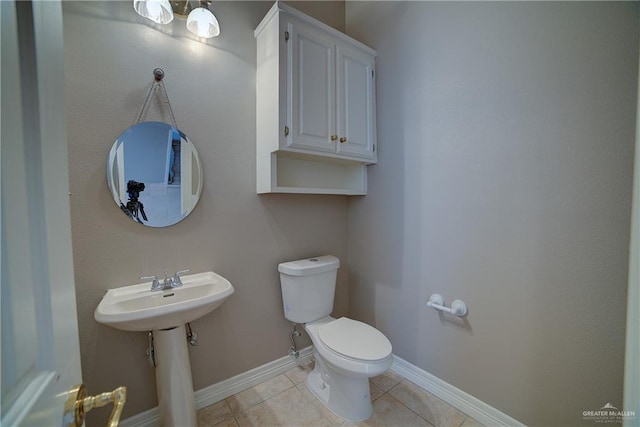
left=186, top=7, right=220, bottom=38
left=133, top=0, right=174, bottom=24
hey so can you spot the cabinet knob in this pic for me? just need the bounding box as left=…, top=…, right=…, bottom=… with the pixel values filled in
left=339, top=137, right=347, bottom=143
left=331, top=135, right=338, bottom=141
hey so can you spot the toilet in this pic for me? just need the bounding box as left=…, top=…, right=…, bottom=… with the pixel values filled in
left=278, top=255, right=393, bottom=421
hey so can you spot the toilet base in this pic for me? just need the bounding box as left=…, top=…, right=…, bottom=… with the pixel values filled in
left=306, top=351, right=373, bottom=421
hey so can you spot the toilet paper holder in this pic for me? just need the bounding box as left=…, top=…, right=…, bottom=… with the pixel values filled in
left=427, top=294, right=468, bottom=317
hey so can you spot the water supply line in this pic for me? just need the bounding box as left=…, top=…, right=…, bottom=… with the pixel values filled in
left=186, top=322, right=198, bottom=346
left=288, top=324, right=301, bottom=359
left=146, top=332, right=156, bottom=367
left=146, top=325, right=197, bottom=369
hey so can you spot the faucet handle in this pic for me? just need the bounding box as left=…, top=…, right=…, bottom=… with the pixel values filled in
left=172, top=269, right=190, bottom=287
left=162, top=272, right=173, bottom=287
left=141, top=275, right=161, bottom=291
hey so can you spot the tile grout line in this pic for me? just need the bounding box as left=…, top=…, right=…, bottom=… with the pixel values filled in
left=227, top=374, right=297, bottom=417
left=233, top=379, right=303, bottom=426
left=399, top=377, right=476, bottom=426
left=381, top=390, right=436, bottom=427
left=216, top=400, right=232, bottom=427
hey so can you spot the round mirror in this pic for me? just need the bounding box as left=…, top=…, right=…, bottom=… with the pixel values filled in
left=107, top=121, right=203, bottom=227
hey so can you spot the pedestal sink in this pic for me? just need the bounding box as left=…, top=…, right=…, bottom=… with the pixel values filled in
left=94, top=271, right=234, bottom=426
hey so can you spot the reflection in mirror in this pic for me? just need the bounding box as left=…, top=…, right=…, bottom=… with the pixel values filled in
left=107, top=121, right=203, bottom=227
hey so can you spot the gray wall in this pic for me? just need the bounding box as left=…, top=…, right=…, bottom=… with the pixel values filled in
left=345, top=2, right=637, bottom=426
left=63, top=1, right=346, bottom=422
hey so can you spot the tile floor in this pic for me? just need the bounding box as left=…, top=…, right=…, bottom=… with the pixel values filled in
left=197, top=360, right=484, bottom=427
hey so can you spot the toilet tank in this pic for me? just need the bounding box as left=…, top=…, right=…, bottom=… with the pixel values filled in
left=278, top=255, right=340, bottom=324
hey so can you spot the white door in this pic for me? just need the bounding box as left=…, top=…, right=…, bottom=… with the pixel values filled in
left=336, top=43, right=377, bottom=162
left=181, top=139, right=193, bottom=214
left=287, top=19, right=337, bottom=154
left=165, top=129, right=174, bottom=185
left=623, top=39, right=640, bottom=425
left=1, top=1, right=83, bottom=425
left=116, top=143, right=126, bottom=205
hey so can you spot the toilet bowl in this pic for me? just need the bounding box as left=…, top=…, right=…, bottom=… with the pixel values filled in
left=278, top=254, right=393, bottom=421
left=304, top=316, right=393, bottom=421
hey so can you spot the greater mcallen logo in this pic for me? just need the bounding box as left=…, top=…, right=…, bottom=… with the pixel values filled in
left=583, top=403, right=636, bottom=423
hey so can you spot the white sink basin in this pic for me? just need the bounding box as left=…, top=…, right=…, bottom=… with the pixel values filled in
left=94, top=271, right=234, bottom=331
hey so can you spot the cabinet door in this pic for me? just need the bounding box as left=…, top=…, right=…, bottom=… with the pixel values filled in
left=287, top=21, right=336, bottom=154
left=336, top=44, right=376, bottom=162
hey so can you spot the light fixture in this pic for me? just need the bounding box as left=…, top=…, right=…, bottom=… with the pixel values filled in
left=134, top=0, right=220, bottom=39
left=133, top=0, right=174, bottom=25
left=186, top=4, right=220, bottom=38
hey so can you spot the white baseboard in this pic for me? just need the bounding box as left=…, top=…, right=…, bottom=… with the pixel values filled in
left=120, top=346, right=314, bottom=427
left=195, top=346, right=313, bottom=409
left=121, top=349, right=522, bottom=427
left=390, top=354, right=525, bottom=427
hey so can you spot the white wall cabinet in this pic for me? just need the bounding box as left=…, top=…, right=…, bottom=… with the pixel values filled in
left=255, top=2, right=377, bottom=195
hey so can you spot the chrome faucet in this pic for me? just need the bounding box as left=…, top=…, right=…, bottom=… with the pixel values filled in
left=140, top=275, right=164, bottom=292
left=162, top=272, right=173, bottom=289
left=172, top=269, right=190, bottom=287
left=141, top=269, right=190, bottom=292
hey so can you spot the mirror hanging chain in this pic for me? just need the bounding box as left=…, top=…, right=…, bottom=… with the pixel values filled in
left=135, top=68, right=178, bottom=127
left=108, top=68, right=203, bottom=228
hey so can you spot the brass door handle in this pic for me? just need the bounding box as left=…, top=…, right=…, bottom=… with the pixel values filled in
left=64, top=384, right=127, bottom=427
left=339, top=137, right=347, bottom=143
left=331, top=135, right=338, bottom=141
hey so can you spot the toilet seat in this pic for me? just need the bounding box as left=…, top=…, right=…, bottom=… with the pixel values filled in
left=318, top=317, right=392, bottom=362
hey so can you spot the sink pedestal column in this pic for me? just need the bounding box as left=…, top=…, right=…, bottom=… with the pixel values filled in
left=154, top=325, right=197, bottom=426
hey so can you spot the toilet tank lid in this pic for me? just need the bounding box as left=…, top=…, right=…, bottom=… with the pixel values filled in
left=278, top=255, right=340, bottom=276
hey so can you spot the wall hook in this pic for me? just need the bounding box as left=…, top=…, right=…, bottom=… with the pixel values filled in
left=153, top=68, right=165, bottom=81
